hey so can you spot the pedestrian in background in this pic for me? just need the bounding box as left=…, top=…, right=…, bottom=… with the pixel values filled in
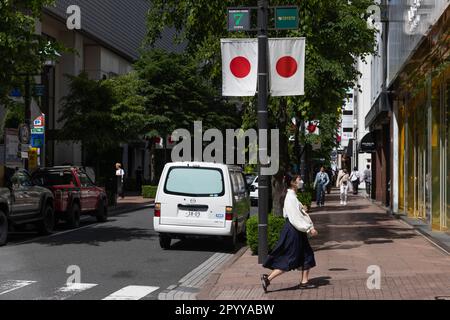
left=349, top=167, right=360, bottom=195
left=260, top=174, right=318, bottom=293
left=313, top=166, right=330, bottom=207
left=337, top=169, right=350, bottom=205
left=115, top=163, right=125, bottom=199
left=363, top=165, right=372, bottom=197
left=336, top=168, right=344, bottom=188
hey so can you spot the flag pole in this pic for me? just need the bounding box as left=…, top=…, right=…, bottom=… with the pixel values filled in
left=257, top=0, right=269, bottom=264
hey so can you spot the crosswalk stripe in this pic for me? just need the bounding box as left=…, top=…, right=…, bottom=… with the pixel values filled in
left=0, top=280, right=37, bottom=295
left=102, top=286, right=159, bottom=300
left=44, top=283, right=98, bottom=300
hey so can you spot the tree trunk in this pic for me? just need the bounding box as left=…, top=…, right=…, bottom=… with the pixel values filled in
left=149, top=140, right=156, bottom=185
left=271, top=101, right=290, bottom=216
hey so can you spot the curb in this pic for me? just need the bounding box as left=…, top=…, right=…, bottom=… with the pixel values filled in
left=196, top=245, right=249, bottom=300
left=108, top=201, right=154, bottom=216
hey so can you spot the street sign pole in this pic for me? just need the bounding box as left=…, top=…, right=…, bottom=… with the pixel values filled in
left=257, top=0, right=269, bottom=264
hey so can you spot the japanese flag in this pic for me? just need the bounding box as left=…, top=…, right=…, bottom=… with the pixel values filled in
left=221, top=38, right=258, bottom=97
left=269, top=38, right=306, bottom=96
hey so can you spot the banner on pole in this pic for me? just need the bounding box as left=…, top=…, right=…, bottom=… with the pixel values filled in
left=269, top=38, right=305, bottom=96
left=221, top=39, right=258, bottom=97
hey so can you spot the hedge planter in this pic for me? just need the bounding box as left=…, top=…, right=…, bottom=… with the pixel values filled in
left=142, top=185, right=158, bottom=199
left=246, top=214, right=286, bottom=255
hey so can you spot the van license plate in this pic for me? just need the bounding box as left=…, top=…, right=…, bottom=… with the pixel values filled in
left=185, top=211, right=201, bottom=218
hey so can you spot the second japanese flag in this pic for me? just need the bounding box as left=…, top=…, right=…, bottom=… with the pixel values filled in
left=269, top=38, right=305, bottom=96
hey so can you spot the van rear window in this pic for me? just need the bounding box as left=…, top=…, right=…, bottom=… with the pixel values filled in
left=164, top=167, right=224, bottom=197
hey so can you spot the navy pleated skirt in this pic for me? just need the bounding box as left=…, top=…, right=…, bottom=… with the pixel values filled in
left=263, top=219, right=316, bottom=272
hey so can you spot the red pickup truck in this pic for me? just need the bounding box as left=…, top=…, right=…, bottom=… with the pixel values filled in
left=32, top=166, right=108, bottom=228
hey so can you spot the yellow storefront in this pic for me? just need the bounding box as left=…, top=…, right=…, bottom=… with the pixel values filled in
left=396, top=9, right=450, bottom=233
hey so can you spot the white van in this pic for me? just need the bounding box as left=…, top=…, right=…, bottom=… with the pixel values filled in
left=154, top=162, right=251, bottom=250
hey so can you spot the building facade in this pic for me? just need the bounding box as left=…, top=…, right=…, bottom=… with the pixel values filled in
left=36, top=0, right=181, bottom=183
left=367, top=0, right=450, bottom=233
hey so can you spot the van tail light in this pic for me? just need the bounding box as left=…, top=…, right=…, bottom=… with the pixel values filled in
left=226, top=206, right=233, bottom=221
left=154, top=203, right=161, bottom=217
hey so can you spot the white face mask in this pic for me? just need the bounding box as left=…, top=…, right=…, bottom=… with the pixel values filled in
left=297, top=179, right=304, bottom=189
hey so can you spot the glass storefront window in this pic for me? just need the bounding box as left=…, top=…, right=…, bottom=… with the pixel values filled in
left=430, top=75, right=441, bottom=230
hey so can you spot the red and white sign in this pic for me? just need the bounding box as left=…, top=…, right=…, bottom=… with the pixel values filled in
left=269, top=38, right=305, bottom=96
left=33, top=114, right=45, bottom=128
left=221, top=39, right=258, bottom=97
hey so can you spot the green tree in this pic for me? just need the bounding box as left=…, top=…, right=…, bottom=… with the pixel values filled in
left=58, top=72, right=146, bottom=178
left=146, top=0, right=377, bottom=215
left=135, top=49, right=240, bottom=183
left=0, top=0, right=61, bottom=103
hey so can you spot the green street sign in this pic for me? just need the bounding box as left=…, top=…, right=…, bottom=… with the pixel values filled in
left=275, top=7, right=299, bottom=30
left=228, top=8, right=251, bottom=31
left=31, top=128, right=44, bottom=134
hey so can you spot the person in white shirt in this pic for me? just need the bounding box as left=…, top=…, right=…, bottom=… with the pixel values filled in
left=260, top=174, right=318, bottom=293
left=349, top=167, right=361, bottom=195
left=115, top=163, right=125, bottom=199
left=337, top=169, right=350, bottom=205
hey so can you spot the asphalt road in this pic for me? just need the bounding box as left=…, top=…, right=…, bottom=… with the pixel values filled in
left=0, top=205, right=258, bottom=300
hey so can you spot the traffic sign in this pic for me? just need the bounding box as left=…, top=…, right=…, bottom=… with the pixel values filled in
left=228, top=8, right=251, bottom=31
left=33, top=114, right=45, bottom=128
left=34, top=84, right=45, bottom=97
left=275, top=6, right=299, bottom=30
left=31, top=127, right=44, bottom=134
left=31, top=134, right=44, bottom=148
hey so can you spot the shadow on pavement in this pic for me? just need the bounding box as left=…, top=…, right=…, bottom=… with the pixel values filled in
left=28, top=225, right=156, bottom=247
left=268, top=276, right=332, bottom=293
left=169, top=238, right=247, bottom=254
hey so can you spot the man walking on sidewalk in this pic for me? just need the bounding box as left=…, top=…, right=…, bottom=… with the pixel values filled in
left=350, top=167, right=360, bottom=195
left=363, top=165, right=372, bottom=197
left=313, top=166, right=330, bottom=207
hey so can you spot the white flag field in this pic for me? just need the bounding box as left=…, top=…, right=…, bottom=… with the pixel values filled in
left=221, top=38, right=258, bottom=97
left=221, top=37, right=306, bottom=97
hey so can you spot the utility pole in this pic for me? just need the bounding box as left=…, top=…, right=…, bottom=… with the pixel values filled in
left=24, top=75, right=31, bottom=171
left=257, top=0, right=269, bottom=264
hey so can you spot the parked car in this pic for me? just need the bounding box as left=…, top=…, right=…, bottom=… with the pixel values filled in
left=31, top=166, right=108, bottom=229
left=0, top=167, right=55, bottom=246
left=249, top=176, right=258, bottom=206
left=153, top=162, right=251, bottom=250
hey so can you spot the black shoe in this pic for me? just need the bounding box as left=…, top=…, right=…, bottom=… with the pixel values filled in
left=260, top=274, right=270, bottom=293
left=299, top=281, right=317, bottom=289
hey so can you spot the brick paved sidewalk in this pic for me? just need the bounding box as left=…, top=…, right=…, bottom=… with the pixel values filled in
left=197, top=189, right=450, bottom=300
left=108, top=196, right=154, bottom=215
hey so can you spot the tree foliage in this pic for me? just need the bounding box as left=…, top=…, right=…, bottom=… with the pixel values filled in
left=146, top=0, right=377, bottom=214
left=135, top=49, right=240, bottom=138
left=0, top=0, right=62, bottom=104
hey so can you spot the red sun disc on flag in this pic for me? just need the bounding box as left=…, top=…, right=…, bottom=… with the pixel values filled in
left=276, top=56, right=298, bottom=78
left=230, top=56, right=251, bottom=78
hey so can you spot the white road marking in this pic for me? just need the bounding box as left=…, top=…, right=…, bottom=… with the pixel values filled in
left=102, top=285, right=159, bottom=300
left=0, top=280, right=37, bottom=295
left=44, top=283, right=98, bottom=300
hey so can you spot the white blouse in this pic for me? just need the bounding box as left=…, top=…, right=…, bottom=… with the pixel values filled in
left=283, top=189, right=314, bottom=233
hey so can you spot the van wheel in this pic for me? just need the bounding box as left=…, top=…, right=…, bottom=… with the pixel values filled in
left=66, top=203, right=81, bottom=229
left=159, top=235, right=171, bottom=250
left=0, top=210, right=8, bottom=246
left=37, top=205, right=55, bottom=235
left=96, top=200, right=108, bottom=223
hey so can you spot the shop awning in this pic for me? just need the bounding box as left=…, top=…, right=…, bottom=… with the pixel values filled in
left=359, top=132, right=376, bottom=153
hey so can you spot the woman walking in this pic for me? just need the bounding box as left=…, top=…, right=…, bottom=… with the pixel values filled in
left=337, top=169, right=350, bottom=205
left=349, top=167, right=360, bottom=195
left=260, top=174, right=318, bottom=293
